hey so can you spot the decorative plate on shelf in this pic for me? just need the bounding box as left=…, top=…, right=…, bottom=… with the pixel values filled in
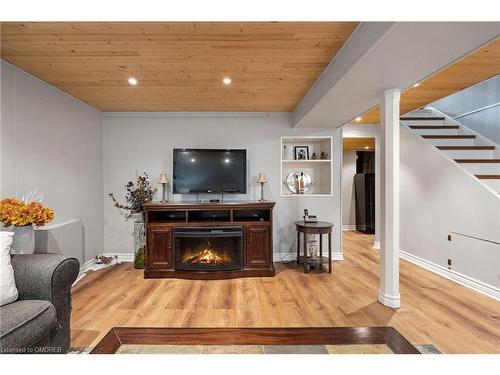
left=285, top=171, right=312, bottom=194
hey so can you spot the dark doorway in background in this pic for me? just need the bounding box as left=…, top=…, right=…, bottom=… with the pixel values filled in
left=354, top=151, right=375, bottom=234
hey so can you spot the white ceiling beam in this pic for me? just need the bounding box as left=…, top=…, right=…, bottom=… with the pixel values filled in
left=293, top=22, right=500, bottom=128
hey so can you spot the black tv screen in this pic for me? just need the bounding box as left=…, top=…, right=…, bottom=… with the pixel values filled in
left=173, top=149, right=247, bottom=194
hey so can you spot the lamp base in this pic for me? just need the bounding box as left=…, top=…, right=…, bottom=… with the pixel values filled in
left=161, top=183, right=168, bottom=203
left=259, top=182, right=266, bottom=202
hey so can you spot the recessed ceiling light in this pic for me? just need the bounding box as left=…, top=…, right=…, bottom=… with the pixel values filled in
left=222, top=77, right=232, bottom=85
left=413, top=82, right=420, bottom=88
left=364, top=146, right=370, bottom=150
left=128, top=77, right=138, bottom=85
left=355, top=117, right=362, bottom=122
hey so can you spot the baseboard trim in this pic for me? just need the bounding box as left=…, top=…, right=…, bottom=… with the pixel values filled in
left=102, top=252, right=134, bottom=262
left=400, top=249, right=500, bottom=301
left=342, top=225, right=357, bottom=231
left=273, top=252, right=344, bottom=262
left=378, top=292, right=401, bottom=308
left=74, top=258, right=95, bottom=285
left=74, top=252, right=134, bottom=285
left=274, top=252, right=293, bottom=262
left=332, top=253, right=344, bottom=261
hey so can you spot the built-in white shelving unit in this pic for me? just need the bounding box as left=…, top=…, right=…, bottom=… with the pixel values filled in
left=280, top=136, right=333, bottom=197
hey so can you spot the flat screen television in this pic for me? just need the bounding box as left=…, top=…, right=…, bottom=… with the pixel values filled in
left=173, top=149, right=247, bottom=194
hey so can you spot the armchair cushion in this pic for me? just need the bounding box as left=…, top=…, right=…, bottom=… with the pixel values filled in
left=0, top=300, right=57, bottom=352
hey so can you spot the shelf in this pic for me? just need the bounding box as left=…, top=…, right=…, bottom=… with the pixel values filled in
left=280, top=136, right=333, bottom=196
left=233, top=209, right=270, bottom=222
left=282, top=159, right=331, bottom=163
left=281, top=136, right=333, bottom=144
left=146, top=206, right=272, bottom=223
left=148, top=211, right=186, bottom=222
left=188, top=210, right=231, bottom=222
left=281, top=194, right=333, bottom=197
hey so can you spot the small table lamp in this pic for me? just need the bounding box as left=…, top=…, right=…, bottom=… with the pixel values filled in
left=257, top=173, right=268, bottom=202
left=160, top=173, right=169, bottom=203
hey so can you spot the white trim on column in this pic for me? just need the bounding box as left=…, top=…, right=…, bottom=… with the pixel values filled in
left=373, top=241, right=380, bottom=249
left=378, top=292, right=401, bottom=309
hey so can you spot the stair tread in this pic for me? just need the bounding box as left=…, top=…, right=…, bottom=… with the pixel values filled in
left=409, top=125, right=459, bottom=129
left=422, top=135, right=475, bottom=139
left=455, top=159, right=500, bottom=163
left=475, top=175, right=500, bottom=179
left=437, top=145, right=495, bottom=150
left=401, top=116, right=445, bottom=120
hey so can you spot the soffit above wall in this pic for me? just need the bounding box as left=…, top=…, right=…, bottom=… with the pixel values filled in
left=343, top=137, right=375, bottom=150
left=357, top=37, right=500, bottom=124
left=0, top=22, right=358, bottom=112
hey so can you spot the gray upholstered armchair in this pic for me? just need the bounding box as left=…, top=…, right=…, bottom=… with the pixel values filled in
left=0, top=254, right=79, bottom=354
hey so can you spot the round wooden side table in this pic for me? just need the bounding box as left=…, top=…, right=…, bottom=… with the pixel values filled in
left=295, top=221, right=333, bottom=273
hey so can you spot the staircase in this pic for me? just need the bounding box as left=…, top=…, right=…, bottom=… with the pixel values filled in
left=401, top=109, right=500, bottom=194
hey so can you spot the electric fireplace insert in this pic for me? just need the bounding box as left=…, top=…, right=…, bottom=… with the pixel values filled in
left=174, top=227, right=243, bottom=272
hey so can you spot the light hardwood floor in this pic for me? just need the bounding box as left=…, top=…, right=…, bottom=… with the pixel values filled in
left=71, top=231, right=500, bottom=353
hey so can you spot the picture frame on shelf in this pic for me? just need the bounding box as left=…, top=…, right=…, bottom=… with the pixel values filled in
left=294, top=146, right=309, bottom=160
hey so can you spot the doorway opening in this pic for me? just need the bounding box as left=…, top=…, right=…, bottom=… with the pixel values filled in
left=342, top=137, right=376, bottom=235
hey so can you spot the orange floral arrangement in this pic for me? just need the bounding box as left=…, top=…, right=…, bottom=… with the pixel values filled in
left=0, top=197, right=54, bottom=227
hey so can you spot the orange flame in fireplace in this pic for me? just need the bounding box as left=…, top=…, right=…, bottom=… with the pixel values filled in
left=194, top=249, right=223, bottom=264
left=183, top=241, right=228, bottom=265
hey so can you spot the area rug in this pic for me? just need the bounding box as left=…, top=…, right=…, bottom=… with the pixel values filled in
left=89, top=327, right=421, bottom=354
left=113, top=343, right=395, bottom=354
left=72, top=344, right=441, bottom=354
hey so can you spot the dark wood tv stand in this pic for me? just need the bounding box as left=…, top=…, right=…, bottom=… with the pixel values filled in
left=144, top=201, right=275, bottom=279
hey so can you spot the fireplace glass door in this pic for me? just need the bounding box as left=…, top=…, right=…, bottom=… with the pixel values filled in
left=174, top=227, right=243, bottom=271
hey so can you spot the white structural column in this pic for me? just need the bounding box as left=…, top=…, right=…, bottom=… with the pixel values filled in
left=378, top=89, right=401, bottom=308
left=374, top=134, right=381, bottom=250
left=332, top=126, right=344, bottom=260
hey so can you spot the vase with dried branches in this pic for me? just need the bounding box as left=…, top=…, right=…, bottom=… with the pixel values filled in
left=109, top=172, right=156, bottom=268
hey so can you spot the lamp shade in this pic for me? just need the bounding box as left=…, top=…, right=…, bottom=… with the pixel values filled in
left=257, top=173, right=268, bottom=183
left=159, top=173, right=169, bottom=184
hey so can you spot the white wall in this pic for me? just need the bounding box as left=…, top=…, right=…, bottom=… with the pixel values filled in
left=342, top=150, right=357, bottom=228
left=0, top=61, right=104, bottom=263
left=102, top=113, right=342, bottom=260
left=400, top=124, right=500, bottom=289
left=431, top=75, right=500, bottom=145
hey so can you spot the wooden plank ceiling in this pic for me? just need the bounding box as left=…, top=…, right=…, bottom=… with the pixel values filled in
left=343, top=137, right=375, bottom=151
left=0, top=22, right=358, bottom=112
left=355, top=37, right=500, bottom=124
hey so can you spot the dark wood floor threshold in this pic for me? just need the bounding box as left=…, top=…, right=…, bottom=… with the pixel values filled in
left=421, top=135, right=475, bottom=139
left=436, top=146, right=495, bottom=150
left=455, top=159, right=500, bottom=163
left=409, top=125, right=459, bottom=129
left=475, top=175, right=500, bottom=179
left=90, top=327, right=420, bottom=354
left=401, top=116, right=445, bottom=121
